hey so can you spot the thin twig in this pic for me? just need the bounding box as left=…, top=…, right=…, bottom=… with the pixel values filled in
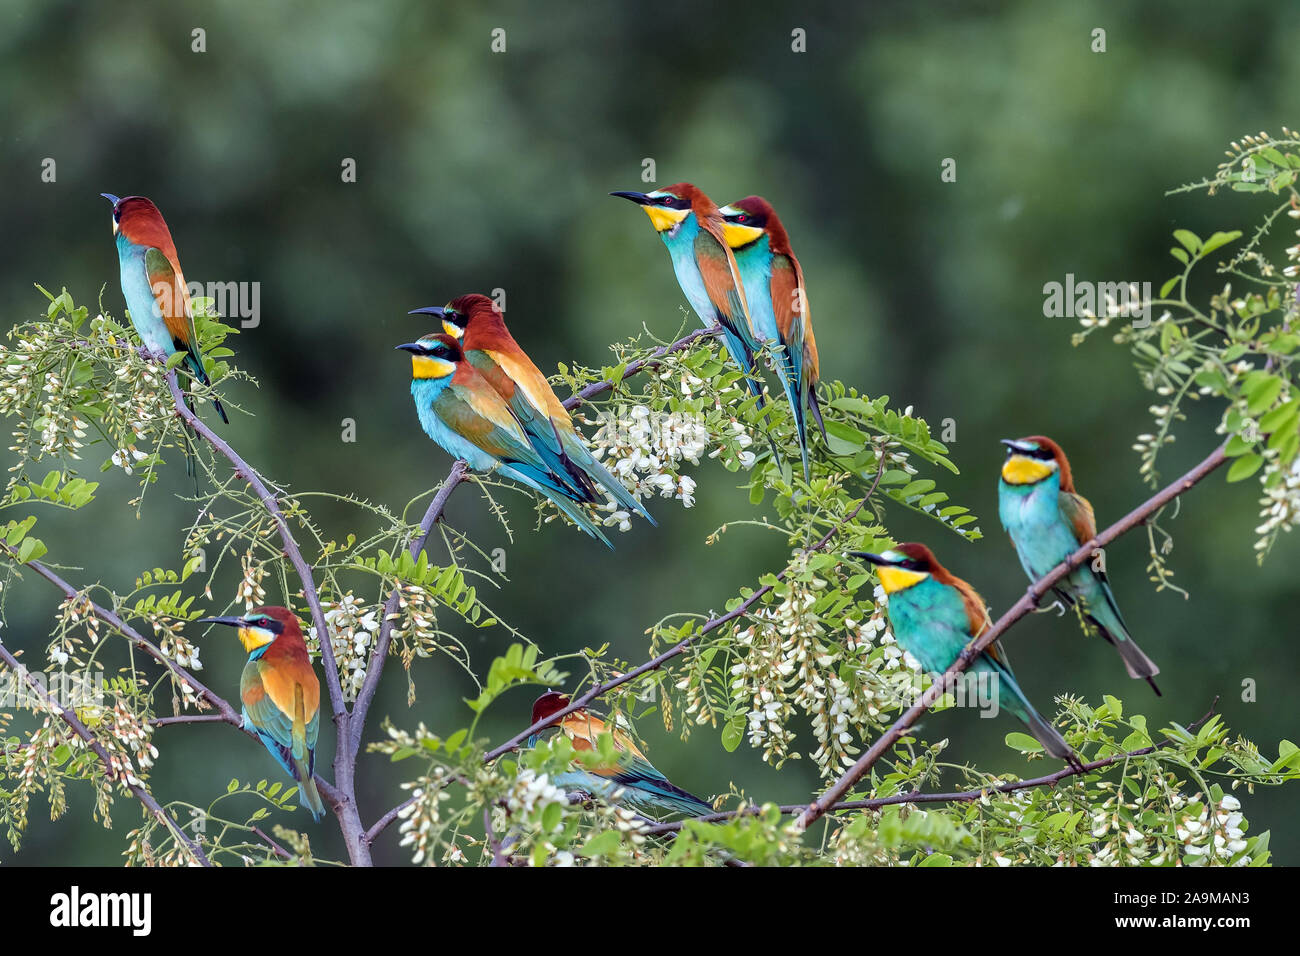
left=794, top=441, right=1229, bottom=830
left=251, top=825, right=294, bottom=861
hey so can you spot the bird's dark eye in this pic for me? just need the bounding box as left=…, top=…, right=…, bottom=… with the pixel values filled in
left=736, top=214, right=748, bottom=223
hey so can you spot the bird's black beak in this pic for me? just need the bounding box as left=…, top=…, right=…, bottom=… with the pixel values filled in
left=395, top=343, right=424, bottom=353
left=408, top=306, right=446, bottom=317
left=100, top=193, right=120, bottom=205
left=610, top=190, right=651, bottom=205
left=197, top=616, right=245, bottom=628
left=846, top=551, right=890, bottom=566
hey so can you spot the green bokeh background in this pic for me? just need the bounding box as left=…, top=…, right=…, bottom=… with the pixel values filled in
left=1, top=0, right=1297, bottom=864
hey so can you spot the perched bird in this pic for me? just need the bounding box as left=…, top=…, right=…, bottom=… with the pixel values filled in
left=101, top=194, right=227, bottom=426
left=719, top=196, right=825, bottom=480
left=396, top=332, right=613, bottom=546
left=851, top=544, right=1081, bottom=768
left=610, top=183, right=766, bottom=403
left=998, top=436, right=1161, bottom=694
left=409, top=294, right=652, bottom=526
left=526, top=692, right=713, bottom=817
left=197, top=606, right=325, bottom=821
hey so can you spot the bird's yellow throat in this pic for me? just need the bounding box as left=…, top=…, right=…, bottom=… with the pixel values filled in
left=722, top=221, right=764, bottom=248
left=411, top=355, right=455, bottom=379
left=876, top=565, right=929, bottom=593
left=237, top=626, right=276, bottom=653
left=1001, top=455, right=1056, bottom=485
left=644, top=205, right=689, bottom=232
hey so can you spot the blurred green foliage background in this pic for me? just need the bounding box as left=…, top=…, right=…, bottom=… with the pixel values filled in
left=2, top=0, right=1297, bottom=864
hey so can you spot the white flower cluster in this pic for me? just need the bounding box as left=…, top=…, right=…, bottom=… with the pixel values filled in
left=588, top=405, right=708, bottom=528
left=102, top=702, right=159, bottom=790
left=395, top=768, right=453, bottom=866
left=1284, top=204, right=1300, bottom=279
left=1175, top=793, right=1250, bottom=866
left=1254, top=454, right=1300, bottom=547
left=505, top=768, right=568, bottom=821
left=309, top=592, right=380, bottom=701
left=234, top=550, right=266, bottom=611
left=1088, top=791, right=1251, bottom=866
left=109, top=446, right=148, bottom=476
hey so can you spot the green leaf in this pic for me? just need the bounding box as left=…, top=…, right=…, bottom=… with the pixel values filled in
left=1226, top=453, right=1264, bottom=482
left=721, top=717, right=745, bottom=753
left=1005, top=732, right=1044, bottom=754
left=1172, top=229, right=1202, bottom=255
left=1199, top=230, right=1242, bottom=256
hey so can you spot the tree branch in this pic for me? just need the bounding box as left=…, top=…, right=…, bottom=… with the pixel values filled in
left=793, top=441, right=1229, bottom=830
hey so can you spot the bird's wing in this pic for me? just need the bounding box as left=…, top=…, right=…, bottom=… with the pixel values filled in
left=482, top=348, right=569, bottom=424
left=774, top=251, right=820, bottom=397
left=241, top=662, right=299, bottom=775
left=947, top=576, right=1012, bottom=670
left=694, top=226, right=756, bottom=346
left=440, top=380, right=550, bottom=470
left=143, top=246, right=203, bottom=370
left=475, top=348, right=595, bottom=499
left=1059, top=490, right=1098, bottom=548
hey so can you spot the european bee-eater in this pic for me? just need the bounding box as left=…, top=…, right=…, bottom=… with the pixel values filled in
left=396, top=333, right=613, bottom=546
left=998, top=436, right=1161, bottom=694
left=409, top=294, right=653, bottom=526
left=719, top=196, right=825, bottom=480
left=526, top=692, right=713, bottom=817
left=610, top=183, right=766, bottom=402
left=102, top=194, right=227, bottom=426
left=851, top=544, right=1081, bottom=768
left=198, top=606, right=325, bottom=821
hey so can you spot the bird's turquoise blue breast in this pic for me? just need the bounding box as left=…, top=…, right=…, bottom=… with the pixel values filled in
left=998, top=473, right=1076, bottom=577
left=885, top=577, right=974, bottom=673
left=410, top=379, right=499, bottom=472
left=114, top=236, right=174, bottom=355
left=659, top=216, right=714, bottom=324
left=732, top=239, right=779, bottom=343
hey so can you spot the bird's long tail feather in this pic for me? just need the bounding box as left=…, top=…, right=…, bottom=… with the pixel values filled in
left=1079, top=585, right=1162, bottom=696
left=291, top=756, right=325, bottom=822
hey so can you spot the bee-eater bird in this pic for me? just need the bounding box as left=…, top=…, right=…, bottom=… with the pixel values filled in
left=998, top=436, right=1161, bottom=694
left=526, top=692, right=713, bottom=817
left=719, top=196, right=825, bottom=480
left=610, top=183, right=767, bottom=403
left=396, top=333, right=614, bottom=546
left=101, top=194, right=227, bottom=426
left=409, top=294, right=653, bottom=526
left=851, top=544, right=1082, bottom=769
left=197, top=606, right=325, bottom=821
